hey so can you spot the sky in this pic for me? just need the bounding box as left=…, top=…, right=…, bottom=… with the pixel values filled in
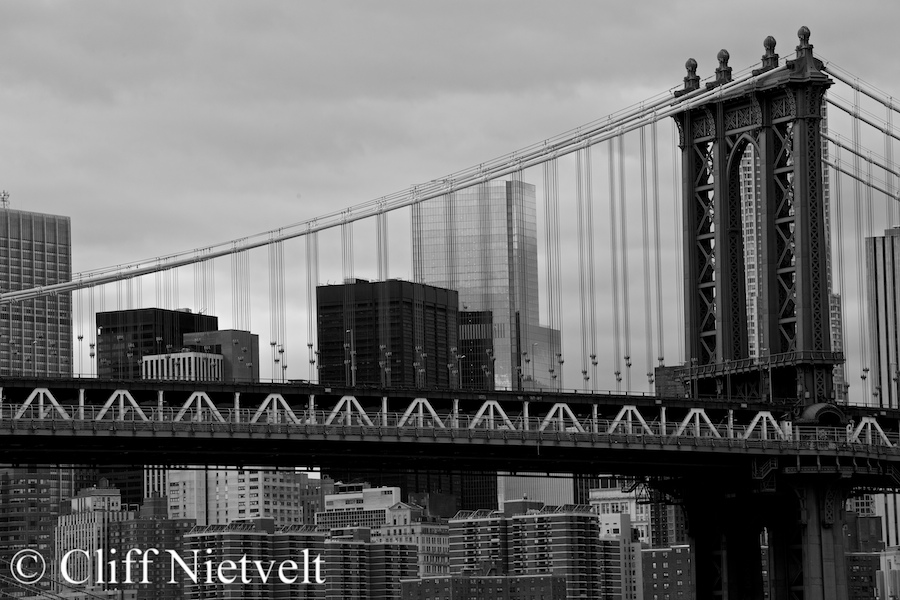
left=0, top=1, right=897, bottom=392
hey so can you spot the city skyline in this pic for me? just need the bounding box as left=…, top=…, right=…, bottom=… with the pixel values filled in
left=0, top=4, right=897, bottom=395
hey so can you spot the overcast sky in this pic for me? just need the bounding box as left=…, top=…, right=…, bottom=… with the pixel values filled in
left=0, top=1, right=896, bottom=391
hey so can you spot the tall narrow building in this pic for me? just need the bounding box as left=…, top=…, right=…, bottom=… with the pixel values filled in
left=0, top=203, right=82, bottom=600
left=412, top=180, right=559, bottom=391
left=866, top=227, right=900, bottom=547
left=0, top=205, right=73, bottom=376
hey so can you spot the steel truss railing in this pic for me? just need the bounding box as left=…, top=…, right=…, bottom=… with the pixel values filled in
left=1, top=397, right=898, bottom=452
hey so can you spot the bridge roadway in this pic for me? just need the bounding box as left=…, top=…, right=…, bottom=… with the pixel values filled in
left=1, top=377, right=899, bottom=486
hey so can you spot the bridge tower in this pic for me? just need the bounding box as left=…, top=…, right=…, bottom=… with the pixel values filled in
left=672, top=28, right=850, bottom=600
left=675, top=27, right=839, bottom=405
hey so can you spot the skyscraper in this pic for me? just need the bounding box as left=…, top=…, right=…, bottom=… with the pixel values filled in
left=0, top=206, right=72, bottom=376
left=0, top=204, right=82, bottom=600
left=412, top=180, right=559, bottom=391
left=866, top=227, right=900, bottom=547
left=867, top=227, right=900, bottom=409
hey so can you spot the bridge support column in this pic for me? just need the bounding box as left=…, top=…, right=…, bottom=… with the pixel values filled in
left=767, top=482, right=848, bottom=600
left=682, top=476, right=849, bottom=600
left=684, top=491, right=765, bottom=600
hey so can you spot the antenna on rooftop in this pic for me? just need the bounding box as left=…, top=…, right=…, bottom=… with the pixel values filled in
left=0, top=191, right=8, bottom=209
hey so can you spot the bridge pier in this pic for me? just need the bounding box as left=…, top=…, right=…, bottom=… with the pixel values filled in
left=685, top=489, right=765, bottom=600
left=767, top=482, right=848, bottom=600
left=682, top=477, right=848, bottom=600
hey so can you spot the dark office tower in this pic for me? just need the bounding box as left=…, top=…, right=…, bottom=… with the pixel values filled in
left=316, top=279, right=458, bottom=389
left=95, top=307, right=218, bottom=379
left=458, top=311, right=495, bottom=390
left=0, top=207, right=73, bottom=377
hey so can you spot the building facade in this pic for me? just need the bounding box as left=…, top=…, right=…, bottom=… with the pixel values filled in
left=400, top=574, right=567, bottom=600
left=168, top=468, right=310, bottom=527
left=375, top=502, right=450, bottom=578
left=0, top=206, right=73, bottom=377
left=182, top=329, right=260, bottom=383
left=450, top=502, right=605, bottom=599
left=315, top=486, right=402, bottom=531
left=53, top=482, right=136, bottom=591
left=412, top=180, right=559, bottom=391
left=316, top=279, right=458, bottom=389
left=95, top=307, right=218, bottom=380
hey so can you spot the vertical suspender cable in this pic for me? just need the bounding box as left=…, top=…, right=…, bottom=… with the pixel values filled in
left=409, top=187, right=425, bottom=388
left=543, top=159, right=562, bottom=389
left=306, top=229, right=319, bottom=382
left=852, top=84, right=870, bottom=404
left=341, top=219, right=355, bottom=386
left=608, top=139, right=622, bottom=392
left=640, top=125, right=654, bottom=388
left=618, top=134, right=632, bottom=391
left=651, top=118, right=665, bottom=367
left=377, top=206, right=390, bottom=386
left=672, top=120, right=684, bottom=364
left=552, top=161, right=564, bottom=389
left=576, top=148, right=588, bottom=390
left=584, top=146, right=598, bottom=390
left=888, top=104, right=896, bottom=226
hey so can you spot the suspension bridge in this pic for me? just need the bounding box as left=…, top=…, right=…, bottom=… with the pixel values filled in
left=1, top=26, right=900, bottom=598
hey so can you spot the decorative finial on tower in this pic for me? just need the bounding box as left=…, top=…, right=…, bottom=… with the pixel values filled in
left=797, top=26, right=813, bottom=57
left=0, top=190, right=8, bottom=209
left=761, top=36, right=779, bottom=70
left=677, top=58, right=700, bottom=96
left=715, top=49, right=732, bottom=85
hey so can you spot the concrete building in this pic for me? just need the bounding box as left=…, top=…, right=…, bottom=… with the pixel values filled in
left=172, top=518, right=329, bottom=600
left=315, top=485, right=401, bottom=531
left=107, top=494, right=195, bottom=600
left=53, top=482, right=136, bottom=592
left=642, top=545, right=693, bottom=600
left=167, top=468, right=310, bottom=526
left=400, top=574, right=567, bottom=600
left=375, top=502, right=450, bottom=578
left=325, top=527, right=417, bottom=600
left=598, top=512, right=643, bottom=600
left=412, top=179, right=560, bottom=391
left=141, top=350, right=224, bottom=381
left=497, top=474, right=574, bottom=509
left=182, top=519, right=273, bottom=600
left=316, top=279, right=458, bottom=389
left=450, top=501, right=605, bottom=599
left=0, top=468, right=98, bottom=598
left=590, top=485, right=652, bottom=544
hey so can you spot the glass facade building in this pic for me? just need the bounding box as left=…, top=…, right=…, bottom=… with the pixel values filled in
left=412, top=180, right=559, bottom=391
